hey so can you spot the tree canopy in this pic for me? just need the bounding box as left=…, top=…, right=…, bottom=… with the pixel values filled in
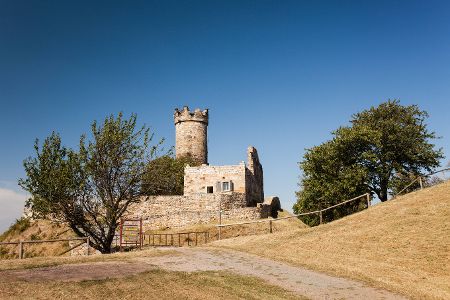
left=294, top=100, right=443, bottom=226
left=141, top=155, right=198, bottom=196
left=19, top=113, right=161, bottom=253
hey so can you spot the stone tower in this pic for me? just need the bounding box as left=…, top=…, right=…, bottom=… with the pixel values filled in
left=174, top=106, right=208, bottom=164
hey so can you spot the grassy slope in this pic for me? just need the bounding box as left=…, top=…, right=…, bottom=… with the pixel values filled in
left=211, top=181, right=450, bottom=300
left=0, top=219, right=74, bottom=259
left=0, top=269, right=303, bottom=300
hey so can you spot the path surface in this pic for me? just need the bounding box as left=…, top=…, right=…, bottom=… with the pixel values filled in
left=1, top=247, right=407, bottom=300
left=143, top=248, right=406, bottom=300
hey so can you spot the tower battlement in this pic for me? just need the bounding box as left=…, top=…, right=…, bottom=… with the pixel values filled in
left=174, top=106, right=209, bottom=164
left=174, top=106, right=208, bottom=125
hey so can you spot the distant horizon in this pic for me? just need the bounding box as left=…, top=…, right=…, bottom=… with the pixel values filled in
left=1, top=1, right=450, bottom=231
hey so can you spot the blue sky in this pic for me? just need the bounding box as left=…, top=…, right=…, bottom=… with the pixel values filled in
left=1, top=0, right=449, bottom=231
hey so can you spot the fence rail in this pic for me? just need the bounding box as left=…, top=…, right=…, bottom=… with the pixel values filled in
left=143, top=231, right=209, bottom=247
left=0, top=237, right=89, bottom=260
left=394, top=167, right=450, bottom=197
left=216, top=193, right=369, bottom=239
left=216, top=168, right=450, bottom=239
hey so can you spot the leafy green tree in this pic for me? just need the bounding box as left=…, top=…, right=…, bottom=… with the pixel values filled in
left=141, top=155, right=198, bottom=196
left=19, top=113, right=161, bottom=253
left=294, top=100, right=443, bottom=225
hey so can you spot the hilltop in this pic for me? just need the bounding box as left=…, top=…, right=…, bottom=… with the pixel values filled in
left=211, top=181, right=450, bottom=299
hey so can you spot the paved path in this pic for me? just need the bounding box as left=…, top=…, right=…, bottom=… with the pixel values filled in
left=142, top=247, right=407, bottom=300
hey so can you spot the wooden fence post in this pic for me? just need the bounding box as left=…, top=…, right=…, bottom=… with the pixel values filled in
left=18, top=241, right=23, bottom=259
left=269, top=220, right=273, bottom=233
left=366, top=193, right=371, bottom=208
left=419, top=177, right=423, bottom=189
left=86, top=237, right=90, bottom=256
left=218, top=226, right=222, bottom=240
left=319, top=211, right=323, bottom=225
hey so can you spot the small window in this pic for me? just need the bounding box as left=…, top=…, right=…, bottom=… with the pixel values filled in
left=222, top=181, right=230, bottom=191
left=207, top=186, right=214, bottom=193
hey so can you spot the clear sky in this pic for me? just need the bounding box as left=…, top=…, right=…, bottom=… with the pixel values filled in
left=1, top=0, right=449, bottom=231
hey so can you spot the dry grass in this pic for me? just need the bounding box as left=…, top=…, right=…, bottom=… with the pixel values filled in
left=0, top=269, right=303, bottom=300
left=0, top=255, right=303, bottom=300
left=0, top=219, right=75, bottom=259
left=211, top=181, right=450, bottom=300
left=0, top=248, right=175, bottom=271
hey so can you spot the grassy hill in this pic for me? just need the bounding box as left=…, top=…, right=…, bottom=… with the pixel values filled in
left=211, top=181, right=450, bottom=299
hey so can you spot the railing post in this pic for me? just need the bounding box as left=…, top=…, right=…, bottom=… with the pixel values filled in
left=178, top=233, right=181, bottom=247
left=269, top=220, right=273, bottom=233
left=319, top=211, right=323, bottom=225
left=419, top=177, right=423, bottom=189
left=119, top=218, right=123, bottom=252
left=18, top=241, right=23, bottom=259
left=86, top=237, right=90, bottom=256
left=366, top=193, right=371, bottom=208
left=218, top=226, right=222, bottom=240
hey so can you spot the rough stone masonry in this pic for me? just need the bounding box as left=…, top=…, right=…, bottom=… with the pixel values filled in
left=127, top=106, right=281, bottom=230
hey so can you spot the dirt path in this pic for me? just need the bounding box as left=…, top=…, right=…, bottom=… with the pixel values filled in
left=1, top=247, right=407, bottom=299
left=143, top=247, right=407, bottom=300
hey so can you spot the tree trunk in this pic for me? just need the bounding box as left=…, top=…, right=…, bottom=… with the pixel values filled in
left=379, top=183, right=389, bottom=202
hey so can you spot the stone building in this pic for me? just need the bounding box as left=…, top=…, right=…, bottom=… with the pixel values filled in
left=127, top=106, right=280, bottom=229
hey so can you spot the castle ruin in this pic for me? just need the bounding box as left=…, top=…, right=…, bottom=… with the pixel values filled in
left=127, top=106, right=280, bottom=229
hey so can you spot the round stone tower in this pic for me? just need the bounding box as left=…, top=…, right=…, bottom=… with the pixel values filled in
left=174, top=106, right=208, bottom=164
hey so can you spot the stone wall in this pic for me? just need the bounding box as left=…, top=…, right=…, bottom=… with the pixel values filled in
left=245, top=147, right=264, bottom=206
left=174, top=107, right=208, bottom=164
left=126, top=192, right=268, bottom=230
left=184, top=164, right=246, bottom=195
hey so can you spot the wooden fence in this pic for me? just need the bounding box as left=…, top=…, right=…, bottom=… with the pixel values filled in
left=0, top=237, right=90, bottom=260
left=394, top=167, right=450, bottom=197
left=143, top=231, right=209, bottom=247
left=216, top=168, right=450, bottom=239
left=216, top=193, right=370, bottom=239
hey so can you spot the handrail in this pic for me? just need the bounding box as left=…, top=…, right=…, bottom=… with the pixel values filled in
left=321, top=194, right=369, bottom=212
left=0, top=237, right=90, bottom=259
left=394, top=167, right=450, bottom=197
left=0, top=237, right=87, bottom=245
left=143, top=231, right=209, bottom=247
left=217, top=193, right=369, bottom=228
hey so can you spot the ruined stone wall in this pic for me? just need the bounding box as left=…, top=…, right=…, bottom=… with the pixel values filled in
left=174, top=107, right=208, bottom=164
left=184, top=164, right=246, bottom=195
left=126, top=192, right=266, bottom=230
left=245, top=147, right=264, bottom=206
